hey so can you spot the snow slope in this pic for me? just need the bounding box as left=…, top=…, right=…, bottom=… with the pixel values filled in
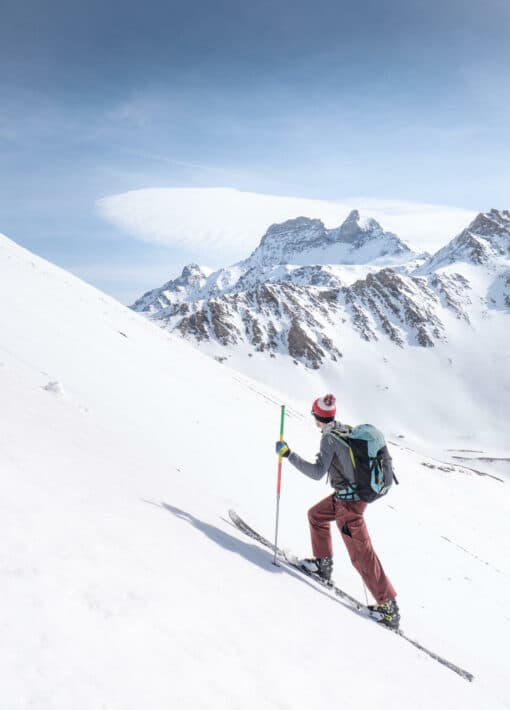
left=132, top=209, right=510, bottom=454
left=1, top=233, right=509, bottom=709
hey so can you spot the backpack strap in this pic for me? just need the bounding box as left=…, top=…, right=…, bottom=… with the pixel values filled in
left=328, top=429, right=357, bottom=470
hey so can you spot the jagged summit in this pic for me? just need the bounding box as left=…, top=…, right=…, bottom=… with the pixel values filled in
left=424, top=209, right=510, bottom=270
left=246, top=217, right=329, bottom=266
left=332, top=209, right=383, bottom=244
left=132, top=263, right=211, bottom=314
left=468, top=208, right=510, bottom=238
left=131, top=211, right=416, bottom=313
left=247, top=210, right=414, bottom=267
left=131, top=208, right=510, bottom=367
left=181, top=263, right=206, bottom=279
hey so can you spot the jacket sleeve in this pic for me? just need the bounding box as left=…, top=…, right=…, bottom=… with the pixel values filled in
left=287, top=435, right=336, bottom=481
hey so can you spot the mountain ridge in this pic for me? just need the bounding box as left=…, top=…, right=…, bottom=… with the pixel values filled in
left=131, top=208, right=509, bottom=368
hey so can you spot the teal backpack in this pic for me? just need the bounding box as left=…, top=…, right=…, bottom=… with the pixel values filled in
left=330, top=424, right=397, bottom=502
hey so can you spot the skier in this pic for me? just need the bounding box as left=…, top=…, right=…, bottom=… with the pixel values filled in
left=275, top=393, right=399, bottom=628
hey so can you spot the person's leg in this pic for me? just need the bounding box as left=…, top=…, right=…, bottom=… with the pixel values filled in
left=335, top=500, right=397, bottom=604
left=308, top=494, right=337, bottom=558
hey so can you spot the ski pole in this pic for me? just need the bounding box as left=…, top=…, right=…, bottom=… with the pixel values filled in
left=362, top=581, right=369, bottom=606
left=273, top=404, right=286, bottom=566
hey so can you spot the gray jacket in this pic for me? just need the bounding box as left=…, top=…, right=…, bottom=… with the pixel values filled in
left=288, top=420, right=357, bottom=493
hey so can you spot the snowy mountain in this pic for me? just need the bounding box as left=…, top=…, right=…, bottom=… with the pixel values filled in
left=1, top=231, right=510, bottom=709
left=423, top=208, right=510, bottom=270
left=131, top=210, right=510, bottom=450
left=135, top=263, right=470, bottom=357
left=133, top=210, right=416, bottom=315
left=134, top=209, right=498, bottom=363
left=133, top=262, right=213, bottom=313
left=131, top=210, right=427, bottom=358
left=246, top=210, right=415, bottom=267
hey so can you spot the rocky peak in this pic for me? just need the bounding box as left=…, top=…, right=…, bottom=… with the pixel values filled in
left=424, top=208, right=510, bottom=270
left=329, top=210, right=412, bottom=257
left=335, top=209, right=383, bottom=245
left=155, top=262, right=209, bottom=295
left=177, top=263, right=209, bottom=287
left=247, top=211, right=413, bottom=267
left=181, top=262, right=204, bottom=279
left=131, top=262, right=209, bottom=313
left=247, top=217, right=329, bottom=266
left=129, top=207, right=509, bottom=369
left=467, top=209, right=510, bottom=239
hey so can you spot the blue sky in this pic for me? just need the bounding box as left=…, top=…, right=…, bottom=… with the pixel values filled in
left=1, top=0, right=509, bottom=302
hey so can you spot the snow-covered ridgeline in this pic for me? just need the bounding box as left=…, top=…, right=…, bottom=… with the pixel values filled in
left=132, top=209, right=418, bottom=312
left=132, top=209, right=510, bottom=358
left=129, top=209, right=510, bottom=449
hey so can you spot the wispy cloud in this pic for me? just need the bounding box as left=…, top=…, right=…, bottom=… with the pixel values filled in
left=97, top=187, right=476, bottom=261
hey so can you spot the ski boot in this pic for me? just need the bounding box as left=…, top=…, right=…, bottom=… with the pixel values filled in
left=299, top=556, right=333, bottom=584
left=367, top=599, right=400, bottom=629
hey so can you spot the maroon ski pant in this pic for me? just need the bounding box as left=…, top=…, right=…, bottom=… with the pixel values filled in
left=308, top=494, right=396, bottom=604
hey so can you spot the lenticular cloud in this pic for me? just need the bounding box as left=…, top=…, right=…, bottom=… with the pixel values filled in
left=97, top=187, right=474, bottom=260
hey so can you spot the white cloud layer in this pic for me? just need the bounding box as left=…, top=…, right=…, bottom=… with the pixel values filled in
left=97, top=187, right=476, bottom=261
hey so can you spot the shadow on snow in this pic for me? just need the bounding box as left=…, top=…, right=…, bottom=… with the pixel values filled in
left=142, top=499, right=283, bottom=575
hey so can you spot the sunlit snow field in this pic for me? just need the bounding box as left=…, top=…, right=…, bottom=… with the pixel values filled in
left=1, top=233, right=509, bottom=709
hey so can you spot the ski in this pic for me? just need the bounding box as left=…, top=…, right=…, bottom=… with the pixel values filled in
left=228, top=509, right=474, bottom=683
